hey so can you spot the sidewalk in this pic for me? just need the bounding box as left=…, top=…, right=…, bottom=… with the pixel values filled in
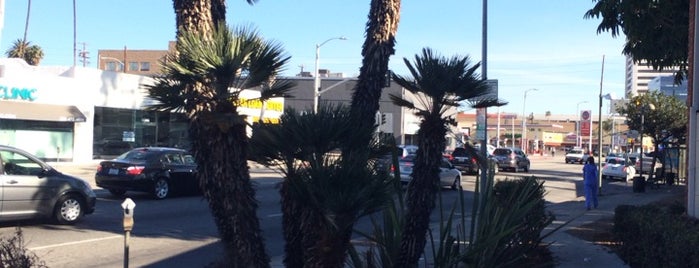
left=543, top=177, right=684, bottom=267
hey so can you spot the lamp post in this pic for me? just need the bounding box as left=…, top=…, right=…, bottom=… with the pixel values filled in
left=313, top=36, right=347, bottom=113
left=522, top=88, right=538, bottom=152
left=575, top=101, right=588, bottom=148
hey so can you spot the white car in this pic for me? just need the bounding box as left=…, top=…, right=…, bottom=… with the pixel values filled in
left=602, top=157, right=636, bottom=182
left=398, top=155, right=462, bottom=190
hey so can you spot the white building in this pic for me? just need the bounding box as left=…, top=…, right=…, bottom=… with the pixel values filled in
left=624, top=55, right=679, bottom=98
left=0, top=59, right=283, bottom=162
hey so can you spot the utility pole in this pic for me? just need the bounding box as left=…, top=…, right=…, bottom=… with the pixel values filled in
left=78, top=42, right=89, bottom=67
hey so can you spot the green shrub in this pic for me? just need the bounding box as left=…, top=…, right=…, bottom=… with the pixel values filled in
left=0, top=228, right=47, bottom=268
left=463, top=176, right=555, bottom=267
left=614, top=202, right=699, bottom=267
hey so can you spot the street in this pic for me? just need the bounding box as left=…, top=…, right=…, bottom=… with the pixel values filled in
left=0, top=155, right=590, bottom=267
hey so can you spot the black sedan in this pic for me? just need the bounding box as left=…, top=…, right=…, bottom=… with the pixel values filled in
left=95, top=147, right=198, bottom=199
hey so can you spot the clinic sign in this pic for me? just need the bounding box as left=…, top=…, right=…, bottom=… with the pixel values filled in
left=0, top=85, right=37, bottom=101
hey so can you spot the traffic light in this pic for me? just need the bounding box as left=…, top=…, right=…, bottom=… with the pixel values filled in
left=383, top=70, right=392, bottom=88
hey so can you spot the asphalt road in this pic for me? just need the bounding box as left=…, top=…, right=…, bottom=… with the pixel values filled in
left=0, top=155, right=584, bottom=267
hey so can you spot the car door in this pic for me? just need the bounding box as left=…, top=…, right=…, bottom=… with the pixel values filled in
left=0, top=148, right=57, bottom=220
left=163, top=152, right=198, bottom=193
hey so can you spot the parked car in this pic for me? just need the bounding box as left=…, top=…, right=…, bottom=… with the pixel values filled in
left=629, top=152, right=662, bottom=174
left=602, top=157, right=636, bottom=182
left=397, top=155, right=462, bottom=190
left=0, top=145, right=96, bottom=224
left=492, top=147, right=530, bottom=172
left=95, top=147, right=198, bottom=199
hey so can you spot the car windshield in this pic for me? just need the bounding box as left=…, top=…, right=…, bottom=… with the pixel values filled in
left=606, top=158, right=625, bottom=165
left=116, top=149, right=160, bottom=161
left=493, top=148, right=512, bottom=155
left=569, top=149, right=584, bottom=154
left=451, top=148, right=469, bottom=157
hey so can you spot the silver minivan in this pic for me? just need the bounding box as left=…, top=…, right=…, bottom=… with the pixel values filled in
left=0, top=145, right=96, bottom=224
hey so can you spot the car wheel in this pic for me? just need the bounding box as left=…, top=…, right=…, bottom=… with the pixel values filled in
left=153, top=178, right=171, bottom=200
left=108, top=189, right=126, bottom=196
left=451, top=176, right=461, bottom=190
left=54, top=194, right=84, bottom=225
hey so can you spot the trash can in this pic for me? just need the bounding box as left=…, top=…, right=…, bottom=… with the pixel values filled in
left=633, top=175, right=645, bottom=193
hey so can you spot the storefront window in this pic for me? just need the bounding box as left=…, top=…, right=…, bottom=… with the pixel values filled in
left=93, top=107, right=189, bottom=158
left=0, top=119, right=74, bottom=162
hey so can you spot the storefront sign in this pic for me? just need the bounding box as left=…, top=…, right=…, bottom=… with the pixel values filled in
left=0, top=85, right=37, bottom=101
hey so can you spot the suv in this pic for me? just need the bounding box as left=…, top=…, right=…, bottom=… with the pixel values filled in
left=565, top=148, right=589, bottom=164
left=492, top=147, right=530, bottom=172
left=450, top=147, right=478, bottom=174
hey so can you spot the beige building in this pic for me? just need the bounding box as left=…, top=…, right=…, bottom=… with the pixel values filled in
left=97, top=42, right=175, bottom=76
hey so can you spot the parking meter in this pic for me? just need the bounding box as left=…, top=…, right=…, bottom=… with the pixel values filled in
left=121, top=198, right=136, bottom=231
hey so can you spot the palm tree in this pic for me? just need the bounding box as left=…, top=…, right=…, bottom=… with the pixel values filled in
left=249, top=106, right=392, bottom=267
left=343, top=0, right=402, bottom=162
left=389, top=48, right=492, bottom=266
left=5, top=39, right=43, bottom=65
left=145, top=24, right=289, bottom=267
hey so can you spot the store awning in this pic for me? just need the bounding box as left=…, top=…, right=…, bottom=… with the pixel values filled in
left=0, top=101, right=86, bottom=122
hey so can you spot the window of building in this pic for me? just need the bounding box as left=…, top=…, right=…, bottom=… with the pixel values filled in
left=129, top=62, right=139, bottom=72
left=106, top=62, right=117, bottom=71
left=140, top=62, right=151, bottom=72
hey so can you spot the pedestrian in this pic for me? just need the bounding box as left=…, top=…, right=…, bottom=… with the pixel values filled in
left=551, top=148, right=555, bottom=157
left=583, top=156, right=599, bottom=210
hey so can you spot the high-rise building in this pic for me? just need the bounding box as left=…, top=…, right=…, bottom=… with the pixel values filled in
left=624, top=55, right=679, bottom=98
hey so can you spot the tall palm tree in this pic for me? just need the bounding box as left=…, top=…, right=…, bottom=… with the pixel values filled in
left=249, top=106, right=392, bottom=267
left=390, top=48, right=492, bottom=267
left=145, top=24, right=289, bottom=267
left=344, top=0, right=401, bottom=163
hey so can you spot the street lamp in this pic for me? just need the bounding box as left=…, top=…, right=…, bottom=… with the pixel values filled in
left=313, top=36, right=347, bottom=113
left=522, top=88, right=538, bottom=152
left=99, top=56, right=125, bottom=72
left=576, top=101, right=589, bottom=148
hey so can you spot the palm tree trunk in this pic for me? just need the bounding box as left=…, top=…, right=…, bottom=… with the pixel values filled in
left=280, top=179, right=313, bottom=268
left=397, top=118, right=447, bottom=267
left=347, top=0, right=401, bottom=152
left=190, top=112, right=270, bottom=267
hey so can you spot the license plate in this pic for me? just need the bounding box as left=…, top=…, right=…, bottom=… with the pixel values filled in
left=108, top=168, right=119, bottom=175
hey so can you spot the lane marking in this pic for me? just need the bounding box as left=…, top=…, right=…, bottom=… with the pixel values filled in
left=267, top=213, right=283, bottom=218
left=28, top=235, right=122, bottom=251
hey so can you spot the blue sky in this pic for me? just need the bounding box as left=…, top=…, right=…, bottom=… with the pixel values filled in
left=0, top=0, right=627, bottom=116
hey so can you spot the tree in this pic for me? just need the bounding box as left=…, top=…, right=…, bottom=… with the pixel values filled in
left=390, top=48, right=491, bottom=266
left=617, top=91, right=687, bottom=179
left=146, top=24, right=289, bottom=267
left=5, top=39, right=43, bottom=65
left=249, top=106, right=392, bottom=267
left=584, top=0, right=690, bottom=81
left=343, top=0, right=402, bottom=164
